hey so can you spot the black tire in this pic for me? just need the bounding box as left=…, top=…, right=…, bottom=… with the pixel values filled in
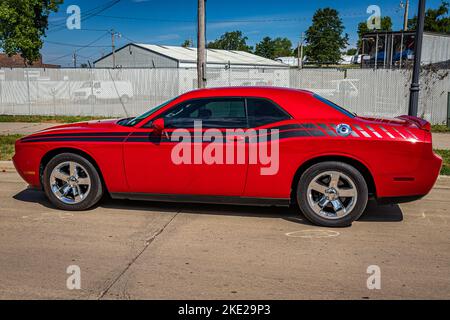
left=296, top=161, right=368, bottom=227
left=43, top=153, right=103, bottom=211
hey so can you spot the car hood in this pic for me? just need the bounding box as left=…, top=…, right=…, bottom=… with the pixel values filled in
left=22, top=119, right=124, bottom=139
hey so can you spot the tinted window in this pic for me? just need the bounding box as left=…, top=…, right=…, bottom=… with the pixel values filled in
left=160, top=98, right=246, bottom=128
left=246, top=98, right=290, bottom=127
left=313, top=94, right=355, bottom=118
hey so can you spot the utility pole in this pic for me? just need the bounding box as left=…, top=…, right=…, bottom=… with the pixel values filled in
left=408, top=0, right=426, bottom=117
left=197, top=0, right=206, bottom=88
left=298, top=33, right=304, bottom=69
left=402, top=0, right=410, bottom=31
left=110, top=29, right=121, bottom=68
left=72, top=52, right=77, bottom=68
left=111, top=29, right=116, bottom=68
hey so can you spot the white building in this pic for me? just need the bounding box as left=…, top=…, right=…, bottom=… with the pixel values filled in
left=94, top=43, right=288, bottom=69
left=275, top=56, right=301, bottom=67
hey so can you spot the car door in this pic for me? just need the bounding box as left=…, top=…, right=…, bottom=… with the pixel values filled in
left=242, top=97, right=294, bottom=198
left=123, top=97, right=249, bottom=196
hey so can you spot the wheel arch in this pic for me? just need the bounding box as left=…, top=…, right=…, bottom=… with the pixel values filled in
left=290, top=155, right=376, bottom=204
left=39, top=147, right=107, bottom=192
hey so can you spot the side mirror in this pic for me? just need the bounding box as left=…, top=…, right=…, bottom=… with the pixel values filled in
left=151, top=118, right=165, bottom=132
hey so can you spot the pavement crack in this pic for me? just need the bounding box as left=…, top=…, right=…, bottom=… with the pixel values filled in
left=97, top=211, right=179, bottom=299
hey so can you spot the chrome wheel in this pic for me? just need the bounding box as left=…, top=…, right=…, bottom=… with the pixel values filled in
left=306, top=171, right=357, bottom=219
left=50, top=161, right=91, bottom=204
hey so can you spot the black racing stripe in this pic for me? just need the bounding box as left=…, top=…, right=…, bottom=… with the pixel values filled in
left=126, top=137, right=166, bottom=143
left=127, top=128, right=327, bottom=143
left=129, top=132, right=151, bottom=137
left=22, top=137, right=125, bottom=143
left=268, top=124, right=303, bottom=131
left=279, top=130, right=311, bottom=139
left=318, top=124, right=337, bottom=136
left=21, top=132, right=131, bottom=141
left=308, top=129, right=326, bottom=136
left=299, top=123, right=317, bottom=129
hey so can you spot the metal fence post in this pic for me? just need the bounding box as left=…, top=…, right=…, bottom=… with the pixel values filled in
left=447, top=92, right=450, bottom=128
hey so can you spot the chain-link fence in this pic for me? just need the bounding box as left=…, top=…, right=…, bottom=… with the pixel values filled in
left=0, top=67, right=448, bottom=123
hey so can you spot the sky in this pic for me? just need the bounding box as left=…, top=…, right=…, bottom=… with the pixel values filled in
left=41, top=0, right=446, bottom=66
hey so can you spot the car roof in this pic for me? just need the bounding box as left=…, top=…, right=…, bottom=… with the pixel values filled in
left=181, top=86, right=315, bottom=99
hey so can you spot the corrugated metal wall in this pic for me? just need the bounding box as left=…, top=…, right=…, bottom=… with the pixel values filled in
left=94, top=45, right=178, bottom=68
left=0, top=67, right=448, bottom=124
left=423, top=34, right=450, bottom=65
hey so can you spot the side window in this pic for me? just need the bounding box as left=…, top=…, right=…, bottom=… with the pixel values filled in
left=246, top=98, right=290, bottom=127
left=160, top=98, right=246, bottom=128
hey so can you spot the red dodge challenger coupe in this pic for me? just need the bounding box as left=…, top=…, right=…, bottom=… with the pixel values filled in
left=13, top=87, right=442, bottom=227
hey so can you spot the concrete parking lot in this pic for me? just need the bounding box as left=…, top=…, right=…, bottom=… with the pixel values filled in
left=0, top=169, right=449, bottom=300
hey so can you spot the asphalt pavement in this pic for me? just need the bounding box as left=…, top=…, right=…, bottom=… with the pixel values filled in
left=0, top=170, right=449, bottom=299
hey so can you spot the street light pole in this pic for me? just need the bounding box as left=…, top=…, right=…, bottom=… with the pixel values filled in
left=197, top=0, right=206, bottom=88
left=408, top=0, right=426, bottom=117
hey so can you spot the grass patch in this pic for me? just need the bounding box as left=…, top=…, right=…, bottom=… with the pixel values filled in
left=0, top=115, right=109, bottom=124
left=431, top=125, right=450, bottom=133
left=435, top=149, right=450, bottom=176
left=0, top=134, right=23, bottom=161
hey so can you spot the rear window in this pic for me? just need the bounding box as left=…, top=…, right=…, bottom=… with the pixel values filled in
left=246, top=98, right=291, bottom=127
left=313, top=94, right=355, bottom=118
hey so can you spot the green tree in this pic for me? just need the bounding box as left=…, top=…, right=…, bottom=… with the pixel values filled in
left=346, top=48, right=357, bottom=55
left=380, top=16, right=393, bottom=31
left=254, top=37, right=274, bottom=59
left=254, top=37, right=292, bottom=59
left=408, top=1, right=450, bottom=33
left=272, top=37, right=292, bottom=57
left=0, top=0, right=62, bottom=64
left=305, top=8, right=348, bottom=65
left=207, top=31, right=252, bottom=52
left=181, top=39, right=192, bottom=48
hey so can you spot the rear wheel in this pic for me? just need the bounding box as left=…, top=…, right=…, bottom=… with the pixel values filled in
left=43, top=153, right=103, bottom=211
left=296, top=161, right=368, bottom=227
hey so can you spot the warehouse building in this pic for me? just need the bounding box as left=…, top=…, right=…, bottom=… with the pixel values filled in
left=93, top=43, right=288, bottom=69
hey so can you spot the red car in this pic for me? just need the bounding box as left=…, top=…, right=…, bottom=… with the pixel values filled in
left=13, top=87, right=442, bottom=227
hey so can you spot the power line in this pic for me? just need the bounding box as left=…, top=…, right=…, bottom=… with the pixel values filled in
left=46, top=31, right=110, bottom=63
left=47, top=0, right=121, bottom=33
left=45, top=40, right=111, bottom=47
left=97, top=8, right=401, bottom=24
left=48, top=0, right=120, bottom=28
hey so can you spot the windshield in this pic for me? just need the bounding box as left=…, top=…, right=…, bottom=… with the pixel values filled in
left=122, top=98, right=175, bottom=127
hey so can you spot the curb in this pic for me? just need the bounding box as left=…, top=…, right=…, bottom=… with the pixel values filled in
left=0, top=161, right=15, bottom=171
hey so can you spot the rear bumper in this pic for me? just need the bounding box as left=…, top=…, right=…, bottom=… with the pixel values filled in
left=376, top=149, right=442, bottom=200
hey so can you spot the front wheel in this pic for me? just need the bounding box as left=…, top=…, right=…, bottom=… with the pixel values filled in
left=296, top=161, right=368, bottom=227
left=43, top=153, right=103, bottom=211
